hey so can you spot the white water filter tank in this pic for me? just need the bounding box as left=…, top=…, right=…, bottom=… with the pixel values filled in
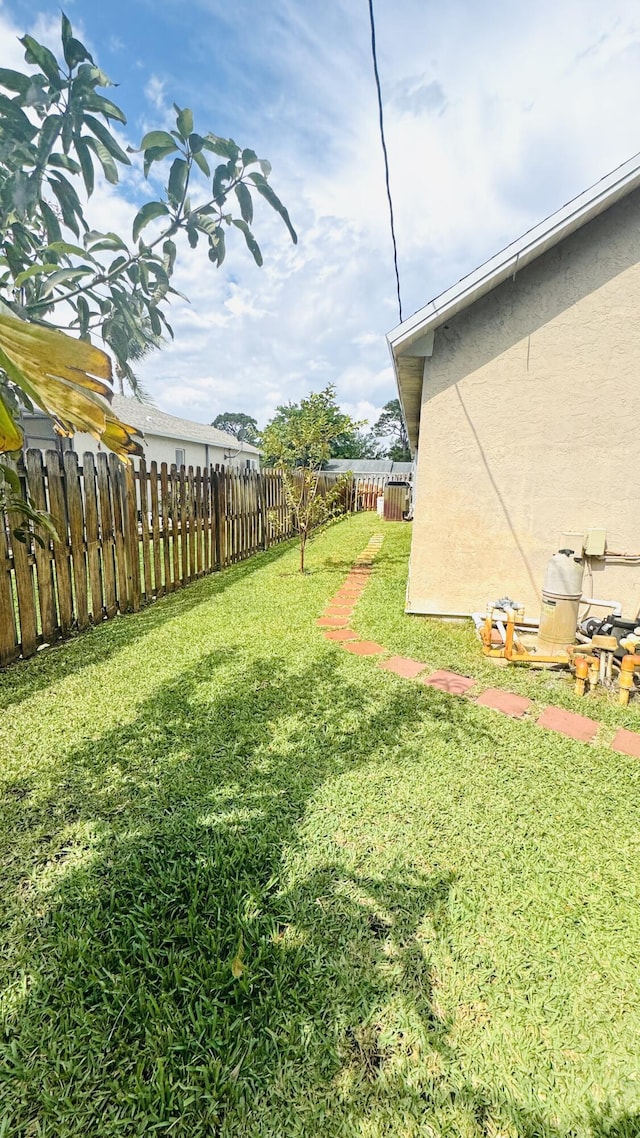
left=538, top=549, right=585, bottom=651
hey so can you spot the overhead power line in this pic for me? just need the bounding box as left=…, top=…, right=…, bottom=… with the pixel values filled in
left=367, top=0, right=403, bottom=324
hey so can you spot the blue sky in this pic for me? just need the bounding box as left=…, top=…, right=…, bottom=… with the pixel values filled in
left=2, top=0, right=640, bottom=428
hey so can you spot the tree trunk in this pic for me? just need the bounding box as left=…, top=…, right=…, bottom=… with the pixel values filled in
left=299, top=534, right=306, bottom=573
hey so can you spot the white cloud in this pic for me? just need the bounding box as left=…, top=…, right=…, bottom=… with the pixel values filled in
left=3, top=0, right=640, bottom=433
left=144, top=75, right=167, bottom=113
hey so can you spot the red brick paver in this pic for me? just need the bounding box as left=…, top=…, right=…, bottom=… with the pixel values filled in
left=421, top=670, right=476, bottom=696
left=537, top=706, right=598, bottom=743
left=476, top=688, right=532, bottom=719
left=343, top=640, right=385, bottom=656
left=611, top=728, right=640, bottom=758
left=379, top=656, right=427, bottom=679
left=317, top=535, right=640, bottom=756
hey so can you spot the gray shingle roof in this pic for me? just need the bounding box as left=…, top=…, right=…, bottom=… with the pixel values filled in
left=111, top=395, right=261, bottom=455
left=324, top=459, right=414, bottom=474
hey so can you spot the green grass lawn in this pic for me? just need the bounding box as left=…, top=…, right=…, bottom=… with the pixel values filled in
left=1, top=513, right=640, bottom=1137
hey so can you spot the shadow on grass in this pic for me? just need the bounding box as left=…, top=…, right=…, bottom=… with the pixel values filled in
left=0, top=538, right=297, bottom=714
left=0, top=647, right=635, bottom=1136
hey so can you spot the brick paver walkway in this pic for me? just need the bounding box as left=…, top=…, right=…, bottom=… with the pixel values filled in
left=319, top=534, right=640, bottom=752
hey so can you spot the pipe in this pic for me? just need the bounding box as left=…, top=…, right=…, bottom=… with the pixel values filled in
left=580, top=596, right=622, bottom=616
left=619, top=654, right=640, bottom=706
left=574, top=656, right=589, bottom=696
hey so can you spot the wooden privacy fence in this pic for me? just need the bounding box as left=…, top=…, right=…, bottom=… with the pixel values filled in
left=0, top=452, right=358, bottom=665
left=354, top=475, right=387, bottom=512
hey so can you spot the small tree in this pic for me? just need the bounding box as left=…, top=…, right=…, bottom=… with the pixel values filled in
left=212, top=411, right=260, bottom=444
left=0, top=13, right=296, bottom=534
left=262, top=386, right=355, bottom=572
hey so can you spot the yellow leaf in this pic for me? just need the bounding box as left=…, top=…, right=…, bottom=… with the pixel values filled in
left=0, top=314, right=144, bottom=460
left=0, top=392, right=23, bottom=452
left=231, top=939, right=245, bottom=979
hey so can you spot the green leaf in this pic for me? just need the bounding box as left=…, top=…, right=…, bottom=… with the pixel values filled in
left=162, top=239, right=177, bottom=274
left=232, top=219, right=262, bottom=267
left=186, top=223, right=199, bottom=249
left=0, top=68, right=30, bottom=97
left=235, top=182, right=253, bottom=225
left=14, top=263, right=60, bottom=287
left=74, top=136, right=94, bottom=196
left=212, top=163, right=228, bottom=203
left=36, top=113, right=63, bottom=161
left=84, top=136, right=119, bottom=185
left=208, top=227, right=225, bottom=267
left=189, top=133, right=204, bottom=153
left=139, top=130, right=177, bottom=151
left=61, top=14, right=93, bottom=69
left=20, top=35, right=62, bottom=88
left=47, top=153, right=81, bottom=173
left=143, top=143, right=179, bottom=178
left=259, top=158, right=272, bottom=177
left=83, top=115, right=131, bottom=165
left=248, top=173, right=297, bottom=244
left=85, top=231, right=128, bottom=253
left=241, top=148, right=257, bottom=167
left=76, top=295, right=91, bottom=336
left=132, top=201, right=169, bottom=242
left=106, top=255, right=128, bottom=276
left=148, top=305, right=162, bottom=336
left=167, top=157, right=188, bottom=207
left=0, top=94, right=38, bottom=143
left=75, top=62, right=114, bottom=90
left=48, top=173, right=83, bottom=237
left=45, top=241, right=88, bottom=257
left=40, top=200, right=62, bottom=244
left=61, top=13, right=72, bottom=50
left=40, top=266, right=94, bottom=297
left=174, top=105, right=193, bottom=139
left=82, top=93, right=127, bottom=124
left=202, top=134, right=239, bottom=161
left=193, top=150, right=211, bottom=178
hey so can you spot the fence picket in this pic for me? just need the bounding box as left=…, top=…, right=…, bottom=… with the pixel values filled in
left=63, top=451, right=89, bottom=630
left=138, top=458, right=152, bottom=600
left=0, top=504, right=17, bottom=664
left=149, top=461, right=161, bottom=594
left=25, top=449, right=57, bottom=641
left=2, top=451, right=395, bottom=665
left=82, top=452, right=103, bottom=622
left=96, top=453, right=117, bottom=618
left=46, top=450, right=73, bottom=634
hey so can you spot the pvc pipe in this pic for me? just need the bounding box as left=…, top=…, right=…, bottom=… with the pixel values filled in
left=580, top=596, right=622, bottom=616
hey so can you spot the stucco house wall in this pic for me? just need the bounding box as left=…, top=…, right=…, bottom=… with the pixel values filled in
left=21, top=394, right=261, bottom=471
left=407, top=186, right=640, bottom=619
left=71, top=429, right=256, bottom=471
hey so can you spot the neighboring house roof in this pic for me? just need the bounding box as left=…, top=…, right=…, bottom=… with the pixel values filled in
left=111, top=394, right=261, bottom=455
left=387, top=152, right=640, bottom=450
left=324, top=459, right=414, bottom=474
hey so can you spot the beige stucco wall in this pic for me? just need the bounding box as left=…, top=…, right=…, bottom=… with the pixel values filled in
left=407, top=187, right=640, bottom=620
